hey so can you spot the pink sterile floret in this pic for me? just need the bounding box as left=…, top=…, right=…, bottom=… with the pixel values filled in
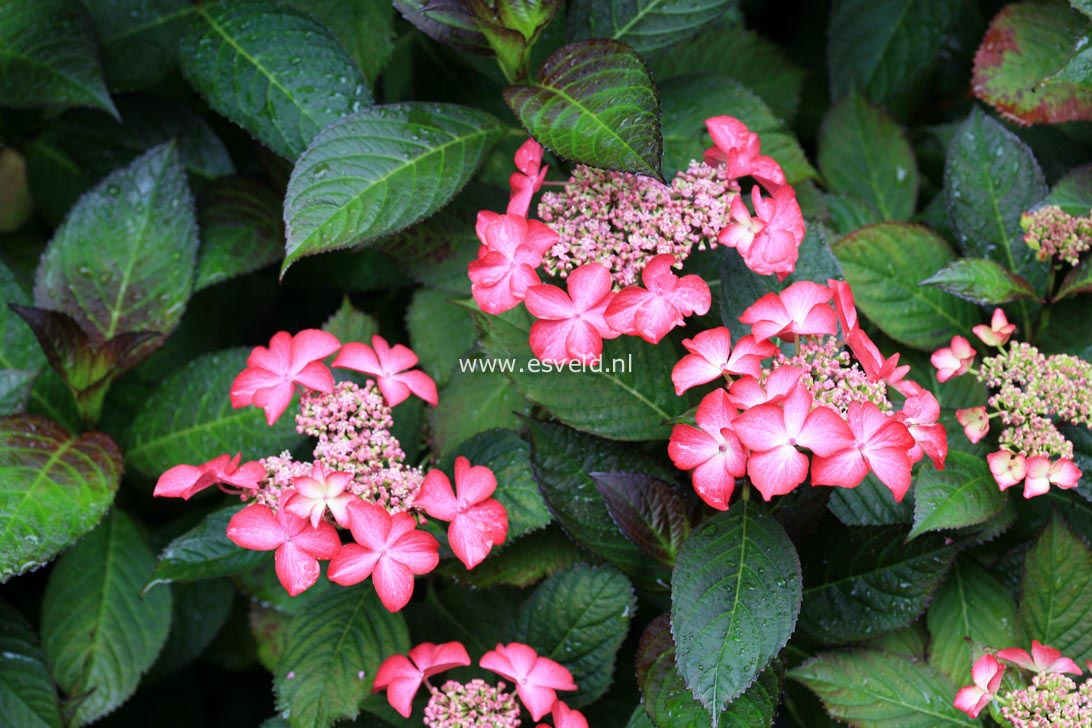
left=226, top=503, right=340, bottom=596
left=332, top=335, right=437, bottom=407
left=480, top=642, right=578, bottom=721
left=604, top=254, right=711, bottom=344
left=524, top=262, right=619, bottom=364
left=154, top=452, right=264, bottom=500
left=373, top=641, right=472, bottom=718
left=230, top=329, right=341, bottom=425
left=414, top=456, right=508, bottom=570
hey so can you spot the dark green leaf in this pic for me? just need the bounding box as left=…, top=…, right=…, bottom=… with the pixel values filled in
left=477, top=306, right=683, bottom=441
left=671, top=502, right=802, bottom=721
left=818, top=92, right=918, bottom=221
left=568, top=0, right=737, bottom=54
left=922, top=257, right=1039, bottom=306
left=179, top=0, right=372, bottom=159
left=591, top=471, right=691, bottom=566
left=790, top=651, right=976, bottom=727
left=833, top=223, right=980, bottom=349
left=148, top=579, right=234, bottom=678
left=828, top=473, right=913, bottom=526
left=406, top=288, right=476, bottom=388
left=195, top=177, right=284, bottom=291
left=828, top=0, right=960, bottom=104
left=322, top=297, right=378, bottom=344
left=1045, top=163, right=1092, bottom=217
left=0, top=0, right=116, bottom=116
left=504, top=39, right=663, bottom=179
left=1019, top=513, right=1092, bottom=662
left=799, top=526, right=955, bottom=643
left=0, top=600, right=62, bottom=728
left=148, top=505, right=269, bottom=590
left=0, top=259, right=45, bottom=415
left=438, top=526, right=582, bottom=588
left=283, top=103, right=502, bottom=269
left=927, top=558, right=1016, bottom=684
left=125, top=348, right=304, bottom=478
left=84, top=0, right=195, bottom=91
left=284, top=0, right=395, bottom=85
left=910, top=450, right=1006, bottom=538
left=507, top=564, right=635, bottom=706
left=41, top=511, right=172, bottom=727
left=825, top=194, right=883, bottom=236
left=1057, top=257, right=1092, bottom=301
left=274, top=585, right=410, bottom=728
left=0, top=415, right=121, bottom=582
left=430, top=364, right=531, bottom=456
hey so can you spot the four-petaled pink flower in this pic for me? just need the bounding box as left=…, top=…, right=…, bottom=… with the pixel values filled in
left=727, top=366, right=804, bottom=411
left=811, top=401, right=917, bottom=501
left=996, top=641, right=1082, bottom=675
left=541, top=701, right=589, bottom=728
left=468, top=213, right=558, bottom=315
left=372, top=641, right=472, bottom=718
left=230, top=329, right=341, bottom=425
left=525, top=263, right=619, bottom=364
left=480, top=643, right=577, bottom=721
left=739, top=281, right=837, bottom=343
left=671, top=328, right=777, bottom=395
left=1022, top=456, right=1081, bottom=498
left=333, top=335, right=438, bottom=407
left=703, top=116, right=786, bottom=191
left=733, top=383, right=854, bottom=500
left=154, top=453, right=265, bottom=499
left=604, top=254, right=711, bottom=344
left=956, top=407, right=990, bottom=444
left=668, top=389, right=748, bottom=510
left=972, top=308, right=1016, bottom=347
left=718, top=185, right=805, bottom=279
left=508, top=139, right=548, bottom=217
left=283, top=462, right=357, bottom=528
left=931, top=335, right=975, bottom=382
left=414, top=457, right=509, bottom=569
left=327, top=501, right=440, bottom=611
left=226, top=503, right=341, bottom=596
left=987, top=451, right=1027, bottom=489
left=954, top=654, right=1005, bottom=718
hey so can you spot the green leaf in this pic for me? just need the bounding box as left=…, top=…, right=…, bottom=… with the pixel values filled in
left=671, top=502, right=802, bottom=722
left=450, top=429, right=552, bottom=540
left=827, top=473, right=913, bottom=526
left=84, top=0, right=195, bottom=91
left=922, top=257, right=1039, bottom=306
left=125, top=348, right=304, bottom=478
left=148, top=579, right=233, bottom=678
left=789, top=651, right=977, bottom=727
left=798, top=526, right=955, bottom=643
left=0, top=415, right=121, bottom=582
left=507, top=564, right=635, bottom=706
left=476, top=306, right=683, bottom=441
left=406, top=288, right=476, bottom=388
left=826, top=194, right=883, bottom=236
left=649, top=24, right=804, bottom=122
left=1045, top=163, right=1092, bottom=217
left=284, top=0, right=395, bottom=85
left=148, top=505, right=268, bottom=591
left=945, top=109, right=1048, bottom=296
left=910, top=451, right=1006, bottom=538
left=437, top=526, right=582, bottom=588
left=283, top=102, right=502, bottom=270
left=660, top=75, right=817, bottom=183
left=591, top=471, right=691, bottom=566
left=0, top=259, right=46, bottom=415
left=828, top=0, right=960, bottom=104
left=834, top=223, right=980, bottom=350
left=927, top=558, right=1017, bottom=685
left=179, top=0, right=372, bottom=160
left=504, top=39, right=663, bottom=179
left=0, top=148, right=32, bottom=233
left=322, top=297, right=378, bottom=344
left=1019, top=513, right=1092, bottom=662
left=528, top=420, right=670, bottom=586
left=1057, top=257, right=1092, bottom=301
left=0, top=600, right=62, bottom=728
left=34, top=143, right=197, bottom=358
left=430, top=364, right=531, bottom=457
left=380, top=194, right=483, bottom=295
left=568, top=0, right=737, bottom=54
left=41, top=510, right=172, bottom=727
left=973, top=1, right=1092, bottom=125
left=0, top=0, right=116, bottom=116
left=274, top=584, right=410, bottom=728
left=818, top=92, right=918, bottom=221
left=637, top=613, right=780, bottom=728
left=195, top=177, right=284, bottom=291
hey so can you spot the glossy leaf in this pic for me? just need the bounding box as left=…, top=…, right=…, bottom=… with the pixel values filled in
left=283, top=103, right=502, bottom=269
left=827, top=473, right=912, bottom=526
left=195, top=177, right=284, bottom=291
left=1057, top=257, right=1092, bottom=301
left=438, top=526, right=582, bottom=588
left=505, top=39, right=663, bottom=179
left=284, top=0, right=395, bottom=85
left=406, top=288, right=476, bottom=388
left=429, top=364, right=530, bottom=456
left=910, top=450, right=1006, bottom=538
left=84, top=0, right=195, bottom=91
left=798, top=526, right=955, bottom=643
left=125, top=348, right=304, bottom=478
left=790, top=650, right=976, bottom=727
left=149, top=579, right=234, bottom=678
left=671, top=502, right=801, bottom=721
left=568, top=0, right=738, bottom=54
left=507, top=564, right=635, bottom=707
left=0, top=600, right=62, bottom=728
left=148, top=505, right=269, bottom=591
left=179, top=0, right=372, bottom=159
left=0, top=415, right=121, bottom=582
left=591, top=471, right=691, bottom=566
left=1019, top=514, right=1092, bottom=662
left=0, top=260, right=46, bottom=415
left=41, top=511, right=172, bottom=727
left=274, top=584, right=410, bottom=728
left=922, top=257, right=1039, bottom=306
left=833, top=223, right=980, bottom=349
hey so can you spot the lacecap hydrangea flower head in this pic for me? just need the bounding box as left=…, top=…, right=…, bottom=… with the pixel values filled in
left=153, top=330, right=509, bottom=608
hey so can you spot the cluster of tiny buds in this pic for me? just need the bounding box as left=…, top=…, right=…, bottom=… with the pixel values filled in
left=1001, top=673, right=1092, bottom=728
left=538, top=161, right=738, bottom=287
left=775, top=337, right=891, bottom=414
left=1020, top=205, right=1092, bottom=266
left=423, top=679, right=522, bottom=728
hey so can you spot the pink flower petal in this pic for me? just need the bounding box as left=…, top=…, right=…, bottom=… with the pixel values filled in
left=275, top=541, right=322, bottom=596
left=226, top=504, right=286, bottom=551
left=327, top=543, right=380, bottom=585
left=415, top=469, right=458, bottom=521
